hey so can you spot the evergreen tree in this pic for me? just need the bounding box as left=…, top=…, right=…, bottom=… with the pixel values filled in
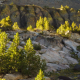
left=0, top=30, right=9, bottom=73
left=35, top=69, right=45, bottom=80
left=7, top=32, right=20, bottom=72
left=0, top=31, right=8, bottom=53
left=44, top=17, right=49, bottom=30
left=23, top=38, right=46, bottom=76
left=36, top=16, right=43, bottom=30
left=24, top=38, right=34, bottom=52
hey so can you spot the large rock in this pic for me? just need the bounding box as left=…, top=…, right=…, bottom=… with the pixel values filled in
left=70, top=33, right=80, bottom=43
left=58, top=76, right=72, bottom=80
left=46, top=63, right=69, bottom=72
left=3, top=73, right=23, bottom=80
left=63, top=39, right=80, bottom=53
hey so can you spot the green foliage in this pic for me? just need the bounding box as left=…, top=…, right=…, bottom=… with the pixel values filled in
left=0, top=30, right=9, bottom=53
left=12, top=22, right=20, bottom=30
left=44, top=17, right=49, bottom=30
left=0, top=33, right=46, bottom=76
left=23, top=38, right=46, bottom=76
left=60, top=5, right=69, bottom=10
left=36, top=16, right=44, bottom=30
left=57, top=21, right=80, bottom=37
left=35, top=69, right=45, bottom=80
left=27, top=25, right=33, bottom=31
left=33, top=44, right=41, bottom=50
left=36, top=16, right=50, bottom=31
left=0, top=16, right=12, bottom=30
left=24, top=38, right=34, bottom=52
left=57, top=21, right=70, bottom=37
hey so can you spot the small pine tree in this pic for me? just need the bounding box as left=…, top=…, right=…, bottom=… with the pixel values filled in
left=0, top=31, right=9, bottom=73
left=0, top=31, right=8, bottom=53
left=24, top=38, right=34, bottom=52
left=12, top=22, right=20, bottom=30
left=35, top=69, right=45, bottom=80
left=7, top=32, right=20, bottom=72
left=36, top=16, right=44, bottom=30
left=44, top=17, right=49, bottom=30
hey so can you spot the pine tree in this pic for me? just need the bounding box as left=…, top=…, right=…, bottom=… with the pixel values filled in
left=0, top=31, right=8, bottom=53
left=44, top=17, right=49, bottom=30
left=0, top=30, right=9, bottom=73
left=7, top=32, right=20, bottom=72
left=35, top=69, right=45, bottom=80
left=24, top=38, right=34, bottom=52
left=36, top=16, right=43, bottom=30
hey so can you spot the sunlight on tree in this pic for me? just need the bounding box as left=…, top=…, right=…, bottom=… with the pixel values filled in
left=35, top=69, right=45, bottom=80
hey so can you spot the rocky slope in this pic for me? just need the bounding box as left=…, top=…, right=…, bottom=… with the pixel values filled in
left=0, top=29, right=80, bottom=80
left=0, top=4, right=80, bottom=30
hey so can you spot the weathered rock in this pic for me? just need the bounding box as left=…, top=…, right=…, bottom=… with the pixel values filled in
left=32, top=41, right=47, bottom=49
left=62, top=47, right=71, bottom=56
left=65, top=56, right=78, bottom=64
left=63, top=39, right=80, bottom=53
left=44, top=77, right=51, bottom=80
left=70, top=33, right=80, bottom=43
left=3, top=73, right=23, bottom=80
left=46, top=63, right=69, bottom=72
left=58, top=76, right=72, bottom=80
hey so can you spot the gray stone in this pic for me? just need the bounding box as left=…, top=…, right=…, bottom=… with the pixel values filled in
left=3, top=73, right=23, bottom=80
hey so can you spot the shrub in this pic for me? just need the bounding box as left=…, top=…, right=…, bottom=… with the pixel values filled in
left=57, top=21, right=70, bottom=37
left=33, top=44, right=41, bottom=50
left=27, top=25, right=33, bottom=31
left=0, top=16, right=12, bottom=30
left=12, top=22, right=20, bottom=30
left=35, top=69, right=45, bottom=80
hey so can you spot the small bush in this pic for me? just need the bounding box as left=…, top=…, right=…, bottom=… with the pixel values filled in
left=12, top=22, right=20, bottom=30
left=27, top=25, right=33, bottom=31
left=33, top=44, right=41, bottom=50
left=0, top=16, right=12, bottom=30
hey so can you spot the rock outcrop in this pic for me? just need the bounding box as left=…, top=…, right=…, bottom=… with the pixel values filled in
left=0, top=4, right=80, bottom=30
